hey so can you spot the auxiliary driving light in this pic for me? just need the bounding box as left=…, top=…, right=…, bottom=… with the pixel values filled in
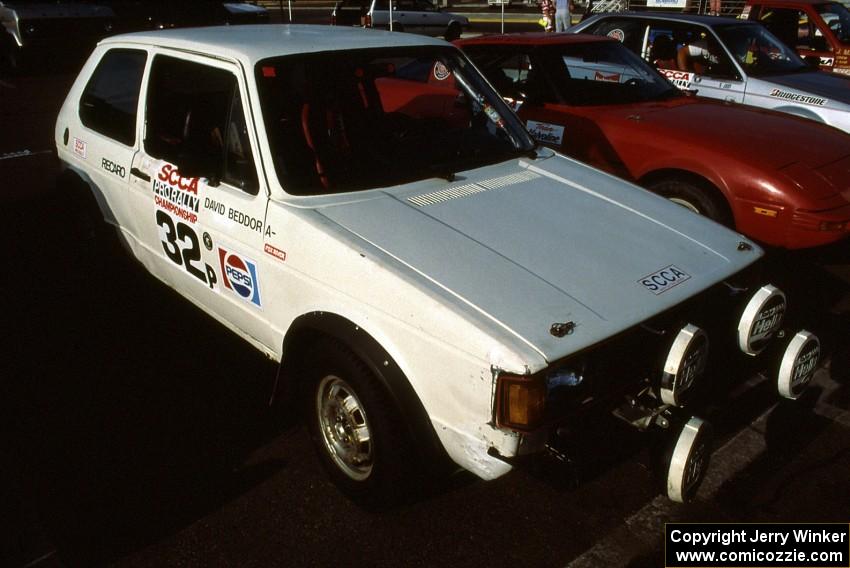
left=667, top=416, right=712, bottom=503
left=777, top=331, right=820, bottom=400
left=660, top=324, right=709, bottom=407
left=737, top=285, right=786, bottom=356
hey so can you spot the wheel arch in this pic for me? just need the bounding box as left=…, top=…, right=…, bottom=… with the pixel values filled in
left=638, top=168, right=736, bottom=227
left=275, top=311, right=450, bottom=468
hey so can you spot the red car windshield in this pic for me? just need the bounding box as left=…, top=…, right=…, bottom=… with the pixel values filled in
left=255, top=46, right=534, bottom=195
left=816, top=3, right=850, bottom=42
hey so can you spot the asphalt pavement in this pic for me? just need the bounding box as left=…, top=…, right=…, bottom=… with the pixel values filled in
left=1, top=37, right=848, bottom=568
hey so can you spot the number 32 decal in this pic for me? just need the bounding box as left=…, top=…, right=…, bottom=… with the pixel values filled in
left=156, top=210, right=218, bottom=289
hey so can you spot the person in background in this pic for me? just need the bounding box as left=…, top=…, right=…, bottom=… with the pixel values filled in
left=555, top=0, right=573, bottom=31
left=710, top=0, right=722, bottom=16
left=540, top=0, right=555, bottom=32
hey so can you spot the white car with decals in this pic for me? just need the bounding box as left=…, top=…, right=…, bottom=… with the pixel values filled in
left=56, top=24, right=818, bottom=504
left=572, top=13, right=850, bottom=133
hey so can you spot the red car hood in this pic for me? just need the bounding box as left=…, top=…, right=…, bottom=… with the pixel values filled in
left=592, top=97, right=850, bottom=171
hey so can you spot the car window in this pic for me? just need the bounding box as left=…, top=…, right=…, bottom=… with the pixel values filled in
left=585, top=18, right=648, bottom=55
left=144, top=55, right=258, bottom=194
left=647, top=23, right=740, bottom=80
left=758, top=8, right=829, bottom=51
left=816, top=2, right=850, bottom=42
left=79, top=49, right=147, bottom=147
left=714, top=23, right=809, bottom=76
left=255, top=46, right=534, bottom=195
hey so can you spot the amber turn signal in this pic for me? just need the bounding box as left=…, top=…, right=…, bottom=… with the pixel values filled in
left=495, top=373, right=546, bottom=432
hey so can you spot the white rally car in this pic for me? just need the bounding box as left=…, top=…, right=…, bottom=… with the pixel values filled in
left=55, top=25, right=819, bottom=504
left=572, top=13, right=850, bottom=133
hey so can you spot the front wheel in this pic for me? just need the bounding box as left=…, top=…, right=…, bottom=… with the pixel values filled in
left=303, top=339, right=422, bottom=504
left=647, top=178, right=731, bottom=227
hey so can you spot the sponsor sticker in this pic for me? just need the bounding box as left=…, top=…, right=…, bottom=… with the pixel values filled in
left=639, top=265, right=691, bottom=295
left=606, top=28, right=625, bottom=42
left=101, top=157, right=126, bottom=178
left=219, top=247, right=262, bottom=308
left=768, top=88, right=827, bottom=106
left=264, top=243, right=287, bottom=262
left=526, top=120, right=565, bottom=145
left=73, top=137, right=87, bottom=159
left=153, top=163, right=200, bottom=224
left=594, top=70, right=621, bottom=83
left=433, top=61, right=451, bottom=81
left=659, top=68, right=694, bottom=89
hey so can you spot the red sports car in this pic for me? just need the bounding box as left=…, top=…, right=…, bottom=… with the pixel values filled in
left=458, top=33, right=850, bottom=249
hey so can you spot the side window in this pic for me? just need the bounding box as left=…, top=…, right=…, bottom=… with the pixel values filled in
left=144, top=55, right=258, bottom=194
left=468, top=51, right=555, bottom=105
left=759, top=8, right=824, bottom=51
left=652, top=24, right=739, bottom=80
left=585, top=18, right=648, bottom=54
left=79, top=49, right=147, bottom=146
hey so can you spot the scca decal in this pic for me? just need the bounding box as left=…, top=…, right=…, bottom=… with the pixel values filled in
left=219, top=248, right=262, bottom=308
left=638, top=265, right=691, bottom=295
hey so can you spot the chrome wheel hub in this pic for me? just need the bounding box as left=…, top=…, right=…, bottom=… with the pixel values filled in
left=316, top=375, right=373, bottom=481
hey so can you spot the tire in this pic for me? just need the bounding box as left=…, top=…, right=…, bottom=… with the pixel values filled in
left=302, top=339, right=422, bottom=505
left=647, top=178, right=732, bottom=227
left=53, top=174, right=121, bottom=268
left=445, top=21, right=462, bottom=41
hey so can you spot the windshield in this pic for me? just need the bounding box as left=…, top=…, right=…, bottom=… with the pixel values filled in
left=541, top=42, right=681, bottom=105
left=255, top=46, right=533, bottom=195
left=714, top=23, right=809, bottom=76
left=816, top=2, right=850, bottom=42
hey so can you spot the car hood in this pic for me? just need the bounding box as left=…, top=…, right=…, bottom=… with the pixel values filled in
left=595, top=98, right=850, bottom=170
left=765, top=70, right=850, bottom=106
left=314, top=153, right=761, bottom=362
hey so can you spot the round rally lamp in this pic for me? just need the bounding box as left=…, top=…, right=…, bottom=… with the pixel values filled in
left=777, top=331, right=820, bottom=399
left=660, top=324, right=709, bottom=407
left=737, top=285, right=786, bottom=356
left=667, top=416, right=712, bottom=504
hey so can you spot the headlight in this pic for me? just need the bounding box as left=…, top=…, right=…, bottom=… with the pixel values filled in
left=660, top=324, right=708, bottom=407
left=737, top=284, right=786, bottom=356
left=777, top=330, right=820, bottom=399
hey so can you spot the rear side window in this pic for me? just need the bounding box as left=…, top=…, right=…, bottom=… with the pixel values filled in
left=79, top=49, right=147, bottom=146
left=586, top=18, right=648, bottom=54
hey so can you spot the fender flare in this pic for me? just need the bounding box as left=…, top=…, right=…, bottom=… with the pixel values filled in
left=275, top=311, right=450, bottom=468
left=773, top=105, right=825, bottom=124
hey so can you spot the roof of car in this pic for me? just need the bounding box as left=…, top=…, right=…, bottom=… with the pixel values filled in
left=586, top=11, right=756, bottom=26
left=457, top=32, right=615, bottom=47
left=100, top=24, right=448, bottom=65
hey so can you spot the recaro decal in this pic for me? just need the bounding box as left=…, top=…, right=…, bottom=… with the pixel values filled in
left=101, top=157, right=126, bottom=178
left=639, top=265, right=691, bottom=295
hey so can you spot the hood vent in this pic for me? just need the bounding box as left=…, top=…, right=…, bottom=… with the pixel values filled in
left=407, top=171, right=540, bottom=208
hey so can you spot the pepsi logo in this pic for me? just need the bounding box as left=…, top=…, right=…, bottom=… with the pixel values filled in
left=219, top=247, right=261, bottom=307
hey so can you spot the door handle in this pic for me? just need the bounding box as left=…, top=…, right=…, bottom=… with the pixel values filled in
left=130, top=167, right=150, bottom=182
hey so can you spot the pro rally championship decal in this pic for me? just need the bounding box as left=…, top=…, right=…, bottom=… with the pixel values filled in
left=153, top=163, right=201, bottom=224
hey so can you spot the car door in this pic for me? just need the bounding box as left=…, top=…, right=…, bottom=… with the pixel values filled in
left=72, top=47, right=148, bottom=238
left=127, top=51, right=275, bottom=348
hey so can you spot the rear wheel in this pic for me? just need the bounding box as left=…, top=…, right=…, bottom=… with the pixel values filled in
left=303, top=339, right=422, bottom=504
left=648, top=178, right=731, bottom=227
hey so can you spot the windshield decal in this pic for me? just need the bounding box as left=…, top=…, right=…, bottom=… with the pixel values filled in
left=768, top=89, right=827, bottom=106
left=526, top=120, right=565, bottom=146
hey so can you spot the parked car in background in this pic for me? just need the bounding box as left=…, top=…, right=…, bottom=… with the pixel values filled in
left=331, top=0, right=468, bottom=40
left=0, top=0, right=115, bottom=72
left=571, top=13, right=850, bottom=133
left=95, top=0, right=268, bottom=34
left=55, top=24, right=819, bottom=505
left=743, top=0, right=850, bottom=75
left=458, top=33, right=850, bottom=249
